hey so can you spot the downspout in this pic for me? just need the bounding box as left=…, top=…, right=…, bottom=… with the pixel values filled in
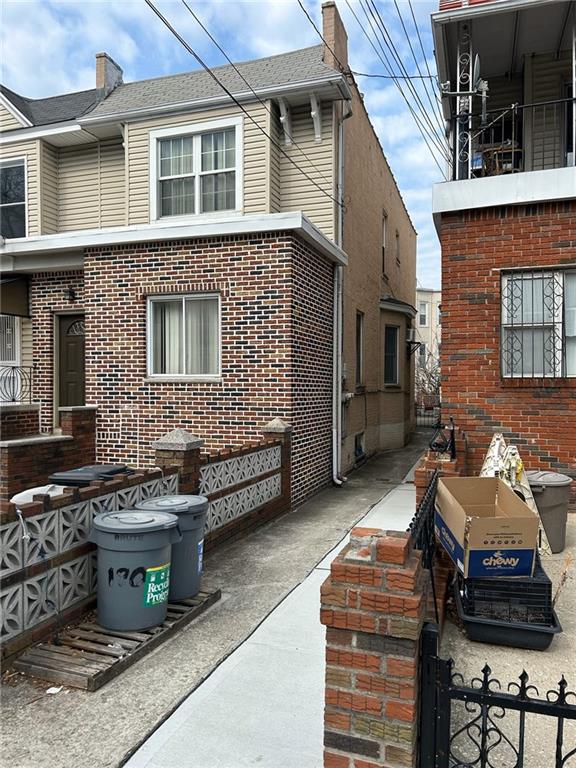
left=332, top=101, right=352, bottom=486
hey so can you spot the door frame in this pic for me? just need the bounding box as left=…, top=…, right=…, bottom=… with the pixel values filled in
left=53, top=311, right=85, bottom=427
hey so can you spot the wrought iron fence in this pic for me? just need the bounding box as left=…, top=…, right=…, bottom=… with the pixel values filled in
left=407, top=468, right=439, bottom=623
left=452, top=97, right=576, bottom=181
left=420, top=623, right=576, bottom=768
left=0, top=366, right=34, bottom=403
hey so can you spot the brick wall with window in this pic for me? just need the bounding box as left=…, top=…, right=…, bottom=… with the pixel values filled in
left=56, top=231, right=333, bottom=505
left=440, top=201, right=576, bottom=498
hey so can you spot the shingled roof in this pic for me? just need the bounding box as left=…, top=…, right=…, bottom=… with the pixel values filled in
left=1, top=45, right=339, bottom=128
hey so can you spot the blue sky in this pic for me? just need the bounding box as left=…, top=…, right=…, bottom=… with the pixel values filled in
left=1, top=0, right=444, bottom=288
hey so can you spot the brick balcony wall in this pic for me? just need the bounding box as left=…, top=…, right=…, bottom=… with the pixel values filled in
left=440, top=202, right=576, bottom=507
left=0, top=404, right=40, bottom=440
left=29, top=233, right=333, bottom=506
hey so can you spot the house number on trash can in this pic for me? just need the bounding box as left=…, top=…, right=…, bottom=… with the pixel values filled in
left=143, top=563, right=171, bottom=607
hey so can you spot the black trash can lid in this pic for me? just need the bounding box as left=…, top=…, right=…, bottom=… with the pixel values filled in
left=49, top=464, right=129, bottom=484
left=137, top=496, right=208, bottom=515
left=93, top=510, right=179, bottom=533
left=526, top=470, right=573, bottom=487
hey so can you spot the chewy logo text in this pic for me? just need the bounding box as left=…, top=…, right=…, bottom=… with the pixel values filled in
left=482, top=551, right=520, bottom=568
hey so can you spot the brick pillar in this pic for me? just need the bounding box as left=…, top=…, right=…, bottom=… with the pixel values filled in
left=321, top=528, right=427, bottom=768
left=262, top=417, right=292, bottom=508
left=58, top=406, right=97, bottom=464
left=152, top=428, right=204, bottom=494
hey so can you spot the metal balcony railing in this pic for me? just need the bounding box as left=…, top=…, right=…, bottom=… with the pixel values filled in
left=451, top=97, right=576, bottom=181
left=0, top=366, right=34, bottom=403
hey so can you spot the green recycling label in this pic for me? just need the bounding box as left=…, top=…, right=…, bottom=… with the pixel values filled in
left=143, top=563, right=170, bottom=607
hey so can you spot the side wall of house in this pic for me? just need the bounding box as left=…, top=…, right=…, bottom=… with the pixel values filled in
left=0, top=104, right=25, bottom=132
left=440, top=201, right=576, bottom=492
left=340, top=81, right=417, bottom=470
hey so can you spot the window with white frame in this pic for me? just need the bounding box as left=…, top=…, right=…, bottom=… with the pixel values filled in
left=148, top=294, right=220, bottom=378
left=501, top=270, right=576, bottom=378
left=151, top=118, right=242, bottom=220
left=419, top=301, right=428, bottom=327
left=0, top=158, right=26, bottom=238
left=0, top=314, right=21, bottom=402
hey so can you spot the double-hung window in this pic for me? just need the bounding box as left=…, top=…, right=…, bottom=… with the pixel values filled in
left=148, top=294, right=220, bottom=379
left=501, top=270, right=576, bottom=378
left=0, top=158, right=26, bottom=238
left=151, top=117, right=242, bottom=220
left=419, top=301, right=428, bottom=327
left=384, top=326, right=399, bottom=385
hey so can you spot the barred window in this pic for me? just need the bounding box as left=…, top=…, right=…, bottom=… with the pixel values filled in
left=501, top=270, right=576, bottom=378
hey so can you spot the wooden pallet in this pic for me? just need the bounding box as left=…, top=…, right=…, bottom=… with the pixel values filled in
left=13, top=589, right=221, bottom=691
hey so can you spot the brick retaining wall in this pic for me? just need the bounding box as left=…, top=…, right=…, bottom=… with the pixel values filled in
left=0, top=404, right=40, bottom=440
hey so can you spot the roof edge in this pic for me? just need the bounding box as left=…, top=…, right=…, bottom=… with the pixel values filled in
left=0, top=91, right=32, bottom=128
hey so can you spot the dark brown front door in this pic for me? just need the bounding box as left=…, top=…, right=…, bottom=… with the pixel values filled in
left=58, top=314, right=85, bottom=409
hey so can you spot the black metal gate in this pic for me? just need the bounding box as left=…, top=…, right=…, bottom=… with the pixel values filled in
left=419, top=622, right=576, bottom=767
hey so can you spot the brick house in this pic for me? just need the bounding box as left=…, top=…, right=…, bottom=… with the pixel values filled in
left=0, top=2, right=416, bottom=505
left=432, top=0, right=576, bottom=497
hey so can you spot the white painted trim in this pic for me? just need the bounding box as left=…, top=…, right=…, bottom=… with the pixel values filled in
left=149, top=115, right=243, bottom=223
left=146, top=293, right=221, bottom=380
left=0, top=155, right=28, bottom=238
left=0, top=121, right=87, bottom=145
left=432, top=0, right=560, bottom=25
left=0, top=211, right=348, bottom=267
left=432, top=166, right=576, bottom=231
left=79, top=76, right=352, bottom=125
left=0, top=314, right=21, bottom=365
left=0, top=92, right=32, bottom=128
left=310, top=93, right=322, bottom=143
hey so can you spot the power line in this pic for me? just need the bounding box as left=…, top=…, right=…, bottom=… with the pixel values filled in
left=344, top=0, right=448, bottom=175
left=144, top=0, right=342, bottom=209
left=296, top=0, right=348, bottom=74
left=180, top=0, right=336, bottom=192
left=408, top=0, right=444, bottom=111
left=352, top=70, right=436, bottom=80
left=363, top=0, right=448, bottom=157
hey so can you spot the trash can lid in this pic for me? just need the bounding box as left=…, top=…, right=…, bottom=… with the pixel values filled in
left=92, top=510, right=179, bottom=533
left=136, top=495, right=208, bottom=515
left=526, top=470, right=573, bottom=487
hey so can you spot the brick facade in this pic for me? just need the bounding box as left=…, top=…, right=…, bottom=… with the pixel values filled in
left=0, top=405, right=40, bottom=440
left=440, top=202, right=576, bottom=504
left=29, top=232, right=334, bottom=506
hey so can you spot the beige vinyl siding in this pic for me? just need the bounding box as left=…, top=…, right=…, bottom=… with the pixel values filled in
left=40, top=141, right=58, bottom=234
left=0, top=104, right=25, bottom=132
left=529, top=51, right=571, bottom=170
left=279, top=102, right=335, bottom=239
left=126, top=104, right=268, bottom=225
left=267, top=101, right=281, bottom=213
left=20, top=317, right=33, bottom=369
left=58, top=138, right=126, bottom=231
left=0, top=139, right=40, bottom=236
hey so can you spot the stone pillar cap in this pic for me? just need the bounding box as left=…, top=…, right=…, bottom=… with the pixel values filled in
left=152, top=429, right=204, bottom=451
left=262, top=417, right=292, bottom=434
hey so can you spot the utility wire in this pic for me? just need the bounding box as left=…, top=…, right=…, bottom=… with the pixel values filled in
left=144, top=0, right=342, bottom=209
left=296, top=0, right=347, bottom=74
left=352, top=70, right=436, bottom=80
left=408, top=0, right=444, bottom=111
left=181, top=0, right=336, bottom=192
left=363, top=0, right=448, bottom=158
left=392, top=0, right=445, bottom=137
left=344, top=0, right=448, bottom=175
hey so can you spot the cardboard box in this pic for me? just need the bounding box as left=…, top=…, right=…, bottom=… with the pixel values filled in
left=434, top=477, right=539, bottom=578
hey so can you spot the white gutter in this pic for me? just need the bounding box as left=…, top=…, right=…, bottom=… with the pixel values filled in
left=79, top=76, right=352, bottom=125
left=0, top=211, right=348, bottom=269
left=0, top=121, right=89, bottom=146
left=431, top=0, right=562, bottom=25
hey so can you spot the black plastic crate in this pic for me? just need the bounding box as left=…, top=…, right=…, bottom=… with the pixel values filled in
left=460, top=556, right=553, bottom=627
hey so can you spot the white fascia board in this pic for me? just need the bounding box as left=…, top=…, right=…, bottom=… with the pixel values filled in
left=432, top=166, right=576, bottom=232
left=0, top=121, right=85, bottom=145
left=0, top=212, right=348, bottom=267
left=0, top=92, right=32, bottom=128
left=0, top=251, right=84, bottom=273
left=79, top=75, right=351, bottom=125
left=431, top=0, right=559, bottom=25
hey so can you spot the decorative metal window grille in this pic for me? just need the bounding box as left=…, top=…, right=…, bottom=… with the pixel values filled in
left=501, top=270, right=576, bottom=378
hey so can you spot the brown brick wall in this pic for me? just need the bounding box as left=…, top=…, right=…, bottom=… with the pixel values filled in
left=29, top=233, right=334, bottom=506
left=440, top=201, right=576, bottom=503
left=0, top=406, right=40, bottom=440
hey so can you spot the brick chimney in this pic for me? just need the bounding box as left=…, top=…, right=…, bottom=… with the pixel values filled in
left=95, top=52, right=123, bottom=99
left=321, top=1, right=348, bottom=72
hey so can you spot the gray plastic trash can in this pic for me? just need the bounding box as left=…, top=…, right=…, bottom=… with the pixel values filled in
left=135, top=496, right=208, bottom=600
left=527, top=470, right=573, bottom=554
left=89, top=510, right=181, bottom=631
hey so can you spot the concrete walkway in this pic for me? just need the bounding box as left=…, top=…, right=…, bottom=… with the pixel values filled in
left=1, top=433, right=428, bottom=768
left=125, top=488, right=418, bottom=768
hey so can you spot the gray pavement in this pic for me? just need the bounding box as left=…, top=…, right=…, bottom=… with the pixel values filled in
left=1, top=432, right=429, bottom=768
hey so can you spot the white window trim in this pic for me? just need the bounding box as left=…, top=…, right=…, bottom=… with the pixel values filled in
left=0, top=156, right=28, bottom=239
left=149, top=116, right=243, bottom=224
left=0, top=314, right=21, bottom=365
left=419, top=301, right=429, bottom=327
left=146, top=293, right=222, bottom=381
